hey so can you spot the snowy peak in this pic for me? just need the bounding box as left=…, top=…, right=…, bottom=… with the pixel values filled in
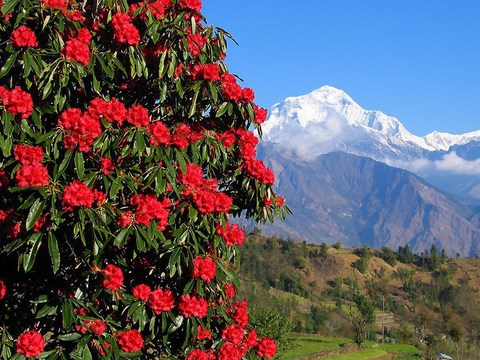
left=262, top=86, right=436, bottom=159
left=262, top=86, right=480, bottom=157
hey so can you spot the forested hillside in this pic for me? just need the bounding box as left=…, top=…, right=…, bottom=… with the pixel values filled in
left=239, top=234, right=480, bottom=358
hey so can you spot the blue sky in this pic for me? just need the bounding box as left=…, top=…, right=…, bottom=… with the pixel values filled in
left=202, top=1, right=480, bottom=136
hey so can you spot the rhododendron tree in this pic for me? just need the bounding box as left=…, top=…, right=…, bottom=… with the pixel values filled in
left=0, top=0, right=288, bottom=358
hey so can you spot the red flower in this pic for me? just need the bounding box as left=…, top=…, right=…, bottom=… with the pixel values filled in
left=62, top=180, right=95, bottom=211
left=243, top=159, right=275, bottom=185
left=231, top=301, right=248, bottom=326
left=178, top=294, right=208, bottom=318
left=187, top=349, right=209, bottom=360
left=221, top=73, right=242, bottom=102
left=179, top=163, right=204, bottom=188
left=245, top=330, right=257, bottom=348
left=90, top=319, right=107, bottom=336
left=74, top=28, right=92, bottom=44
left=33, top=216, right=47, bottom=232
left=16, top=163, right=49, bottom=187
left=187, top=31, right=206, bottom=57
left=112, top=12, right=140, bottom=45
left=241, top=88, right=255, bottom=103
left=179, top=0, right=201, bottom=12
left=116, top=329, right=143, bottom=352
left=217, top=343, right=242, bottom=360
left=64, top=38, right=91, bottom=66
left=255, top=338, right=277, bottom=359
left=148, top=288, right=175, bottom=314
left=192, top=256, right=216, bottom=282
left=216, top=223, right=245, bottom=247
left=224, top=283, right=236, bottom=299
left=58, top=108, right=102, bottom=152
left=132, top=284, right=151, bottom=301
left=10, top=26, right=38, bottom=48
left=16, top=330, right=45, bottom=358
left=201, top=63, right=221, bottom=82
left=222, top=323, right=244, bottom=345
left=42, top=0, right=67, bottom=8
left=196, top=325, right=211, bottom=340
left=102, top=264, right=124, bottom=291
left=0, top=86, right=34, bottom=119
left=133, top=194, right=170, bottom=230
left=277, top=196, right=286, bottom=206
left=127, top=105, right=150, bottom=127
left=254, top=105, right=268, bottom=124
left=88, top=97, right=127, bottom=125
left=14, top=144, right=44, bottom=165
left=147, top=122, right=171, bottom=146
left=118, top=211, right=133, bottom=228
left=237, top=128, right=259, bottom=160
left=0, top=280, right=6, bottom=301
left=100, top=157, right=114, bottom=175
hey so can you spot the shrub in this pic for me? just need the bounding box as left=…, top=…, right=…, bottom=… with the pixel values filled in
left=0, top=0, right=288, bottom=358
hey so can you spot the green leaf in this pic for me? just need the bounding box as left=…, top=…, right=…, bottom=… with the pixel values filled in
left=26, top=198, right=44, bottom=231
left=215, top=102, right=229, bottom=117
left=57, top=333, right=82, bottom=342
left=74, top=152, right=85, bottom=179
left=0, top=52, right=18, bottom=78
left=23, top=233, right=43, bottom=272
left=48, top=233, right=61, bottom=273
left=188, top=90, right=199, bottom=118
left=114, top=228, right=129, bottom=247
left=58, top=150, right=73, bottom=176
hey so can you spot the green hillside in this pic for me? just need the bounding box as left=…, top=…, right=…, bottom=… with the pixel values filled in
left=240, top=234, right=480, bottom=359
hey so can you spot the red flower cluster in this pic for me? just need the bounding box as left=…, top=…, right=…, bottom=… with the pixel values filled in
left=217, top=343, right=243, bottom=360
left=127, top=104, right=150, bottom=127
left=216, top=222, right=245, bottom=246
left=132, top=284, right=151, bottom=301
left=10, top=26, right=38, bottom=48
left=16, top=330, right=45, bottom=358
left=63, top=26, right=91, bottom=67
left=178, top=294, right=208, bottom=318
left=41, top=0, right=67, bottom=8
left=88, top=97, right=127, bottom=125
left=253, top=105, right=268, bottom=124
left=129, top=0, right=170, bottom=20
left=116, top=329, right=143, bottom=353
left=14, top=144, right=49, bottom=187
left=190, top=63, right=221, bottom=82
left=61, top=180, right=95, bottom=211
left=148, top=121, right=171, bottom=146
left=0, top=209, right=20, bottom=239
left=243, top=159, right=275, bottom=185
left=111, top=12, right=140, bottom=46
left=196, top=325, right=211, bottom=340
left=255, top=337, right=277, bottom=359
left=130, top=194, right=170, bottom=230
left=100, top=157, right=114, bottom=175
left=0, top=279, right=6, bottom=300
left=224, top=283, right=236, bottom=299
left=171, top=123, right=202, bottom=149
left=58, top=108, right=102, bottom=152
left=89, top=319, right=107, bottom=336
left=118, top=211, right=133, bottom=228
left=237, top=128, right=259, bottom=160
left=186, top=349, right=211, bottom=360
left=192, top=256, right=216, bottom=282
left=179, top=0, right=202, bottom=12
left=0, top=86, right=34, bottom=119
left=220, top=74, right=256, bottom=103
left=186, top=30, right=206, bottom=57
left=180, top=164, right=232, bottom=214
left=222, top=323, right=244, bottom=345
left=102, top=264, right=124, bottom=291
left=230, top=301, right=248, bottom=326
left=148, top=288, right=175, bottom=314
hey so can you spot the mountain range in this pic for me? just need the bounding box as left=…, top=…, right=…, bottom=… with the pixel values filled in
left=257, top=86, right=480, bottom=256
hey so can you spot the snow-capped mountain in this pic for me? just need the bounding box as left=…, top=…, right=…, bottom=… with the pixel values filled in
left=262, top=85, right=480, bottom=159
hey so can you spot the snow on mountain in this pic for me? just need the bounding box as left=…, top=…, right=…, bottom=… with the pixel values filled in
left=262, top=85, right=480, bottom=157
